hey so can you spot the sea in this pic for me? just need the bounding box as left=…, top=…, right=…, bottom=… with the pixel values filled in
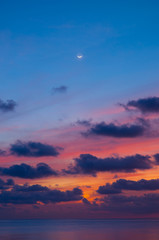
left=0, top=219, right=159, bottom=240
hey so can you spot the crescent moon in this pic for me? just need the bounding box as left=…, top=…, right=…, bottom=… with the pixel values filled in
left=76, top=54, right=83, bottom=59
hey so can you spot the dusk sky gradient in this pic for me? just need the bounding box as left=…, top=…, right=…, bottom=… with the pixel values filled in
left=0, top=0, right=159, bottom=219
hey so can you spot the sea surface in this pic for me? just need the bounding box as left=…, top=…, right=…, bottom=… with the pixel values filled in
left=0, top=219, right=159, bottom=240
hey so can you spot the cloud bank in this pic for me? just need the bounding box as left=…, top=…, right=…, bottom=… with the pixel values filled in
left=97, top=178, right=159, bottom=194
left=0, top=184, right=83, bottom=205
left=64, top=154, right=152, bottom=176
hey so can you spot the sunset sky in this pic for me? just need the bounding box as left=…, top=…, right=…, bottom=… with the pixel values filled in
left=0, top=0, right=159, bottom=219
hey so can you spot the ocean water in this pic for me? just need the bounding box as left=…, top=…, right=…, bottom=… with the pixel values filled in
left=0, top=219, right=159, bottom=240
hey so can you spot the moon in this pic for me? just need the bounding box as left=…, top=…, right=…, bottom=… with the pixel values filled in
left=76, top=54, right=83, bottom=59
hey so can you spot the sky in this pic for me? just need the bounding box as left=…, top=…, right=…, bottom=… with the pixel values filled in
left=0, top=0, right=159, bottom=219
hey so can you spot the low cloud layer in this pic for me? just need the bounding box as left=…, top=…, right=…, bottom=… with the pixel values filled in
left=10, top=141, right=62, bottom=157
left=100, top=193, right=159, bottom=215
left=97, top=178, right=159, bottom=194
left=0, top=163, right=58, bottom=179
left=0, top=184, right=83, bottom=205
left=0, top=178, right=14, bottom=190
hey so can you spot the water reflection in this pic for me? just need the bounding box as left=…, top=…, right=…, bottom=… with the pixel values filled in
left=0, top=220, right=159, bottom=240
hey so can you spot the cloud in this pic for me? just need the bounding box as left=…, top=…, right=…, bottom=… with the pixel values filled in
left=0, top=163, right=58, bottom=179
left=10, top=141, right=62, bottom=157
left=97, top=178, right=159, bottom=194
left=154, top=154, right=159, bottom=164
left=122, top=97, right=159, bottom=113
left=0, top=99, right=17, bottom=112
left=84, top=122, right=145, bottom=138
left=63, top=154, right=152, bottom=176
left=0, top=150, right=7, bottom=156
left=97, top=184, right=122, bottom=194
left=100, top=193, right=159, bottom=215
left=82, top=198, right=91, bottom=205
left=0, top=178, right=14, bottom=190
left=0, top=184, right=83, bottom=205
left=13, top=184, right=49, bottom=192
left=52, top=86, right=67, bottom=94
left=76, top=119, right=92, bottom=127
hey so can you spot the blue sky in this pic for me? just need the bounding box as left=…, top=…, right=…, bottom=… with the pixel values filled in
left=0, top=0, right=159, bottom=219
left=0, top=0, right=159, bottom=146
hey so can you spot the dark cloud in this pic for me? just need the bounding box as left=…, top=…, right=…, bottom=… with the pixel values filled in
left=0, top=178, right=14, bottom=190
left=100, top=193, right=159, bottom=215
left=0, top=184, right=83, bottom=205
left=84, top=122, right=145, bottom=138
left=154, top=154, right=159, bottom=165
left=82, top=198, right=91, bottom=205
left=63, top=154, right=152, bottom=176
left=97, top=184, right=122, bottom=194
left=0, top=99, right=17, bottom=112
left=97, top=178, right=159, bottom=194
left=123, top=97, right=159, bottom=113
left=52, top=86, right=67, bottom=94
left=0, top=163, right=58, bottom=179
left=10, top=141, right=62, bottom=157
left=13, top=184, right=49, bottom=192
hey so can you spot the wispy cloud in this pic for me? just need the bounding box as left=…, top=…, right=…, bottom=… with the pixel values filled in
left=51, top=86, right=67, bottom=95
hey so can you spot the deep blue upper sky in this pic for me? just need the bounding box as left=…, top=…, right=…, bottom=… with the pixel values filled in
left=0, top=0, right=159, bottom=140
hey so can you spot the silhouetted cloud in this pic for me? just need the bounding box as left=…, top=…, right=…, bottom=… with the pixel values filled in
left=63, top=154, right=152, bottom=176
left=0, top=99, right=17, bottom=112
left=52, top=86, right=67, bottom=94
left=97, top=178, right=159, bottom=194
left=0, top=184, right=83, bottom=205
left=84, top=122, right=145, bottom=138
left=123, top=97, right=159, bottom=113
left=0, top=163, right=58, bottom=179
left=0, top=178, right=14, bottom=190
left=13, top=184, right=49, bottom=192
left=97, top=184, right=122, bottom=194
left=100, top=193, right=159, bottom=215
left=10, top=141, right=62, bottom=157
left=82, top=198, right=91, bottom=205
left=154, top=154, right=159, bottom=165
